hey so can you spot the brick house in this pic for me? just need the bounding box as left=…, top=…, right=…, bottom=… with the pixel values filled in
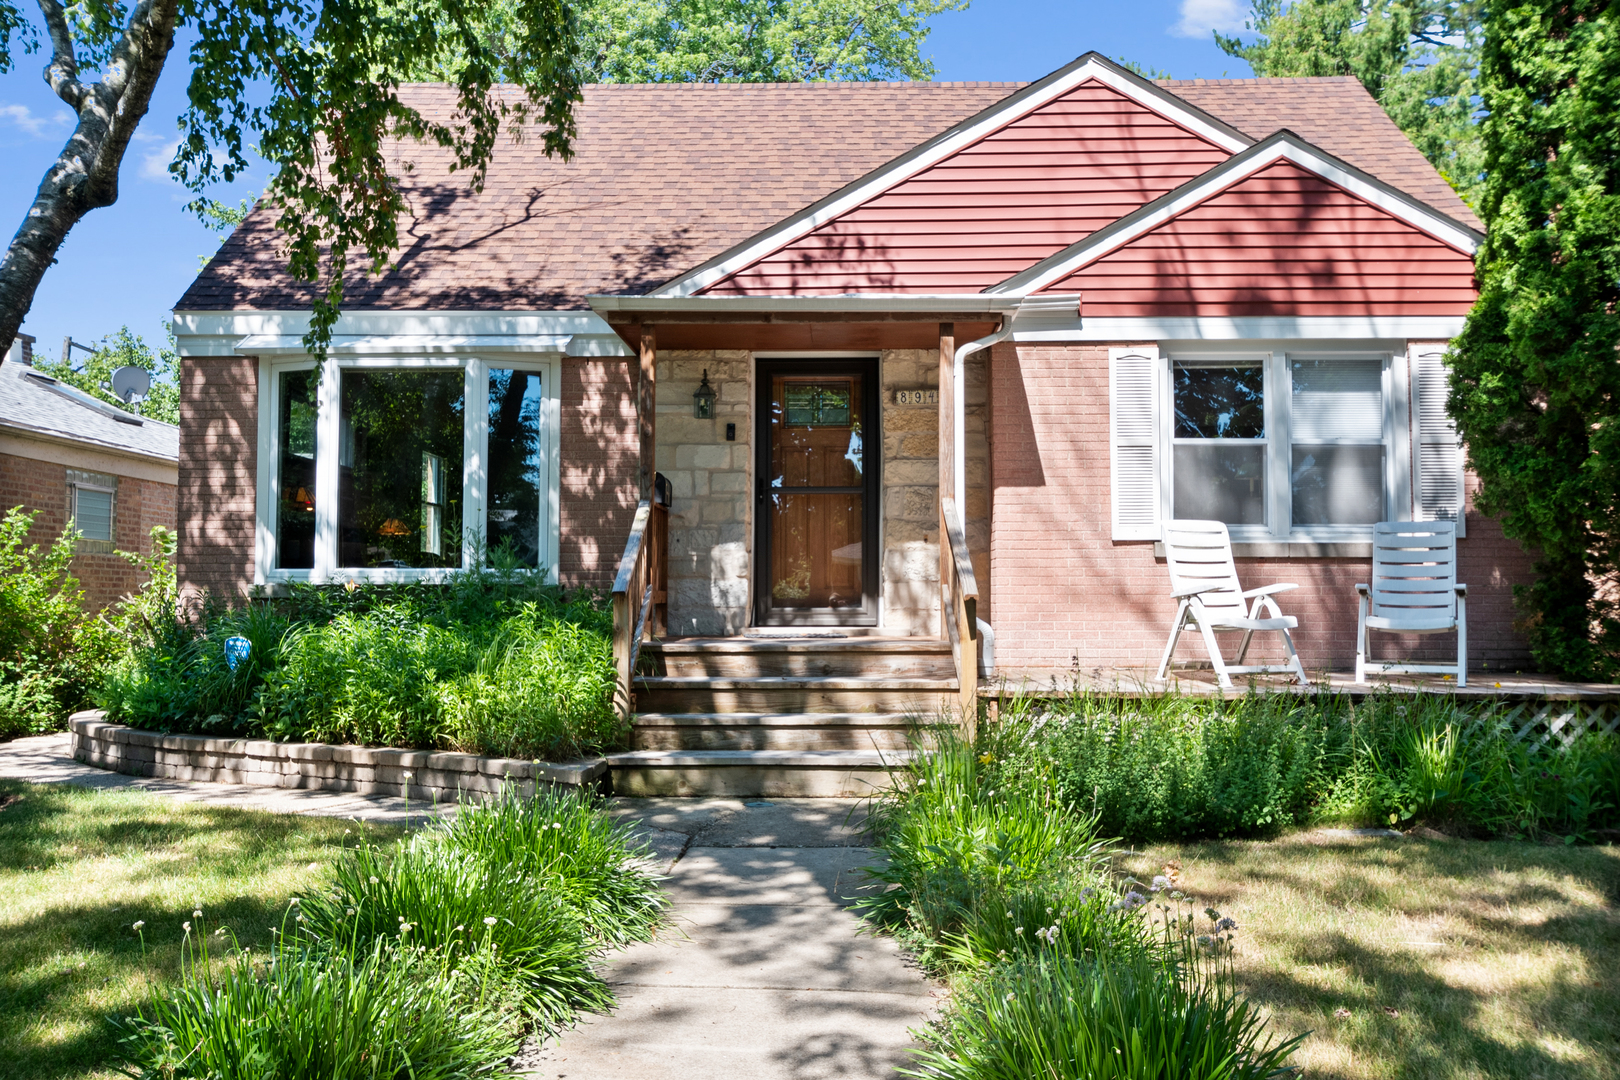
left=171, top=53, right=1533, bottom=696
left=1, top=334, right=179, bottom=610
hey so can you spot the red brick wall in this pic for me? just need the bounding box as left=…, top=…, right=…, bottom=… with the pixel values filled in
left=559, top=357, right=638, bottom=590
left=177, top=355, right=258, bottom=605
left=0, top=450, right=176, bottom=611
left=988, top=341, right=1537, bottom=674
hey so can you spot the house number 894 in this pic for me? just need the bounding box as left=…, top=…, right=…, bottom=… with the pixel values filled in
left=895, top=389, right=938, bottom=406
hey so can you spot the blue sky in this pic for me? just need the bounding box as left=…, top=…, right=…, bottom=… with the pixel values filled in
left=0, top=0, right=1255, bottom=361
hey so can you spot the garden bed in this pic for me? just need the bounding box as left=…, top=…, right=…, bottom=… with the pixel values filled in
left=70, top=711, right=606, bottom=800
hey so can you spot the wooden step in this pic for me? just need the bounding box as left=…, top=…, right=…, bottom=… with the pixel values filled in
left=631, top=712, right=913, bottom=751
left=606, top=749, right=914, bottom=797
left=632, top=675, right=956, bottom=716
left=641, top=637, right=954, bottom=679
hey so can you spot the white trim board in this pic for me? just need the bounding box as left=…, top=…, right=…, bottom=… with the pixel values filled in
left=646, top=53, right=1253, bottom=300
left=990, top=131, right=1484, bottom=297
left=1008, top=316, right=1470, bottom=342
left=172, top=310, right=619, bottom=358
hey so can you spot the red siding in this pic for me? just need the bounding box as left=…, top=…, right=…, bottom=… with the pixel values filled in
left=1046, top=160, right=1477, bottom=316
left=707, top=79, right=1231, bottom=295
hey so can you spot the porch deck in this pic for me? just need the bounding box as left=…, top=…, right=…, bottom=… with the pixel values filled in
left=984, top=667, right=1620, bottom=702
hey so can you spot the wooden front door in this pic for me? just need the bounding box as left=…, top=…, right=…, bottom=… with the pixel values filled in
left=755, top=359, right=880, bottom=626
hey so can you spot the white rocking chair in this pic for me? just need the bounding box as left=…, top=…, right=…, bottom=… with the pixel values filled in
left=1356, top=522, right=1467, bottom=686
left=1155, top=520, right=1309, bottom=689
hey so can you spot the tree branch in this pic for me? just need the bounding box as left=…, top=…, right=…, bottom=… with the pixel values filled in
left=36, top=0, right=85, bottom=108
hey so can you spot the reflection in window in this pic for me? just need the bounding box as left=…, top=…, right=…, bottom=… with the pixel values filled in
left=1172, top=362, right=1266, bottom=525
left=276, top=369, right=317, bottom=569
left=487, top=368, right=544, bottom=567
left=338, top=370, right=464, bottom=568
left=1291, top=358, right=1384, bottom=526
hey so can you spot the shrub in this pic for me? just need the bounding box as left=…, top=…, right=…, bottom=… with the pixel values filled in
left=0, top=506, right=120, bottom=738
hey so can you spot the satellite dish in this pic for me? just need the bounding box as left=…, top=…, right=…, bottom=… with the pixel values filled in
left=110, top=365, right=151, bottom=404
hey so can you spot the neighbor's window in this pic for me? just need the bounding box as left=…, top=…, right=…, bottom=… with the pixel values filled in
left=67, top=469, right=116, bottom=543
left=486, top=367, right=545, bottom=567
left=338, top=369, right=464, bottom=569
left=276, top=369, right=317, bottom=569
left=1172, top=361, right=1266, bottom=525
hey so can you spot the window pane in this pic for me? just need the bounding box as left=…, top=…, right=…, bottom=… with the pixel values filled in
left=1292, top=445, right=1385, bottom=525
left=1291, top=358, right=1381, bottom=441
left=75, top=488, right=113, bottom=541
left=487, top=368, right=544, bottom=568
left=1173, top=363, right=1264, bottom=439
left=1173, top=444, right=1266, bottom=525
left=276, top=369, right=317, bottom=569
left=338, top=370, right=464, bottom=568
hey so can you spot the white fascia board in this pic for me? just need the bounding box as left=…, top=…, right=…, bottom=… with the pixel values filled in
left=647, top=57, right=1252, bottom=300
left=565, top=334, right=635, bottom=357
left=589, top=294, right=1027, bottom=315
left=1009, top=315, right=1468, bottom=342
left=235, top=334, right=571, bottom=356
left=172, top=310, right=617, bottom=357
left=994, top=136, right=1482, bottom=297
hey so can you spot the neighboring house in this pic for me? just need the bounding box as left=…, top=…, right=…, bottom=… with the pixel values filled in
left=1, top=334, right=179, bottom=610
left=171, top=53, right=1533, bottom=677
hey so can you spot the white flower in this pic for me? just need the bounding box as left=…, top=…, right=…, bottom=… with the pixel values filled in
left=370, top=876, right=380, bottom=885
left=131, top=921, right=145, bottom=931
left=551, top=822, right=563, bottom=830
left=345, top=908, right=355, bottom=916
left=214, top=928, right=227, bottom=937
left=484, top=916, right=498, bottom=927
left=183, top=921, right=192, bottom=933
left=454, top=925, right=465, bottom=932
left=193, top=909, right=203, bottom=919
left=288, top=897, right=300, bottom=907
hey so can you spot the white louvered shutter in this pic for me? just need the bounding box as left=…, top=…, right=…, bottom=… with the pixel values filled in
left=1412, top=349, right=1466, bottom=536
left=1109, top=346, right=1161, bottom=540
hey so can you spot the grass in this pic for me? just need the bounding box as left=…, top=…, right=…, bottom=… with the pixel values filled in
left=0, top=778, right=402, bottom=1080
left=1118, top=832, right=1620, bottom=1080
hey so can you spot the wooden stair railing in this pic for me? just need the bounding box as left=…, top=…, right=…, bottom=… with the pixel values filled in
left=940, top=496, right=979, bottom=738
left=611, top=482, right=669, bottom=723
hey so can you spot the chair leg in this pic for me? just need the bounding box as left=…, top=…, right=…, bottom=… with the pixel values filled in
left=1355, top=594, right=1369, bottom=684
left=1456, top=594, right=1467, bottom=688
left=1156, top=603, right=1189, bottom=681
left=1196, top=617, right=1234, bottom=689
left=1234, top=628, right=1256, bottom=664
left=1279, top=627, right=1308, bottom=686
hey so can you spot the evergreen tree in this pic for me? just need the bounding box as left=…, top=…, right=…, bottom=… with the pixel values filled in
left=1448, top=0, right=1620, bottom=679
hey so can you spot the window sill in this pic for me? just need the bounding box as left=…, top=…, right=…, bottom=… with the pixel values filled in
left=1153, top=541, right=1374, bottom=560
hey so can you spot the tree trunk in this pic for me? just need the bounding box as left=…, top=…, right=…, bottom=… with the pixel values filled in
left=0, top=0, right=179, bottom=357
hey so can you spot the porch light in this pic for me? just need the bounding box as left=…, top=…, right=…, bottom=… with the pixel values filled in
left=693, top=369, right=717, bottom=419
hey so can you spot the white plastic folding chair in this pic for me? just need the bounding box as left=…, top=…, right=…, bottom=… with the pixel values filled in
left=1356, top=522, right=1467, bottom=686
left=1155, top=520, right=1309, bottom=688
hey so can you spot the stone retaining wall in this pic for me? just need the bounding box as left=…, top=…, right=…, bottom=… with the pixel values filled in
left=69, top=712, right=607, bottom=800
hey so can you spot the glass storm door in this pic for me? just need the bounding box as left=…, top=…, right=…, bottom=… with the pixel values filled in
left=755, top=359, right=879, bottom=626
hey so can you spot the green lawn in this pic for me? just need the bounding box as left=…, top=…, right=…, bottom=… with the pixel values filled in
left=0, top=779, right=403, bottom=1080
left=1121, top=833, right=1620, bottom=1080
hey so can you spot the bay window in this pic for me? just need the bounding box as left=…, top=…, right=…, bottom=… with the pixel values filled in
left=259, top=355, right=558, bottom=583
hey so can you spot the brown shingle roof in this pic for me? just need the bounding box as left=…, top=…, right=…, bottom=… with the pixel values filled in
left=1160, top=76, right=1479, bottom=229
left=176, top=75, right=1476, bottom=312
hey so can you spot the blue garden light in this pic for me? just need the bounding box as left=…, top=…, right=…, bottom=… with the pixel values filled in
left=224, top=636, right=252, bottom=672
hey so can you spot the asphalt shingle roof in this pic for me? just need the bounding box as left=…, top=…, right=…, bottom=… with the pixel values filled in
left=0, top=360, right=180, bottom=462
left=175, top=76, right=1477, bottom=313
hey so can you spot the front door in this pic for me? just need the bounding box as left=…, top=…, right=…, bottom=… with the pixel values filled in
left=755, top=359, right=880, bottom=626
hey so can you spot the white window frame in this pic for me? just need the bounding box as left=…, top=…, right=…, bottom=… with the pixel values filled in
left=1160, top=347, right=1411, bottom=542
left=67, top=469, right=118, bottom=548
left=255, top=352, right=562, bottom=585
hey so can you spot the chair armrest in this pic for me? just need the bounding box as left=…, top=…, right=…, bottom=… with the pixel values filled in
left=1171, top=584, right=1226, bottom=600
left=1241, top=583, right=1299, bottom=599
left=1455, top=583, right=1468, bottom=597
left=1355, top=583, right=1370, bottom=596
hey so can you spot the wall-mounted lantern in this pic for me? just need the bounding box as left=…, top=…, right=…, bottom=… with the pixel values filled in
left=693, top=369, right=717, bottom=419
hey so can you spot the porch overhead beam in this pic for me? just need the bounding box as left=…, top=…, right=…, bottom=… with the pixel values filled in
left=597, top=311, right=1015, bottom=327
left=639, top=326, right=656, bottom=500
left=589, top=295, right=1029, bottom=317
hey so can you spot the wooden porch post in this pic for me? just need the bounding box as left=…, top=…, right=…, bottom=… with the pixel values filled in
left=938, top=322, right=955, bottom=625
left=638, top=326, right=657, bottom=499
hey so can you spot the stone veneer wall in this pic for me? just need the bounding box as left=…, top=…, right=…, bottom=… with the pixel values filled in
left=657, top=351, right=753, bottom=636
left=69, top=712, right=604, bottom=799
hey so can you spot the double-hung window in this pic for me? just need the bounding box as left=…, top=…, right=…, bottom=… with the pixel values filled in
left=260, top=355, right=558, bottom=582
left=1108, top=344, right=1460, bottom=543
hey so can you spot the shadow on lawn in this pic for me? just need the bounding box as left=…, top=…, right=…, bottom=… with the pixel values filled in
left=0, top=779, right=400, bottom=1080
left=1128, top=836, right=1620, bottom=1080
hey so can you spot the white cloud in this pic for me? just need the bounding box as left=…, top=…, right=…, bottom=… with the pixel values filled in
left=0, top=103, right=69, bottom=138
left=1170, top=0, right=1250, bottom=38
left=140, top=138, right=181, bottom=182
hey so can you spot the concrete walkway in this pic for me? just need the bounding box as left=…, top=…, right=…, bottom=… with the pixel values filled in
left=524, top=798, right=939, bottom=1080
left=0, top=735, right=938, bottom=1077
